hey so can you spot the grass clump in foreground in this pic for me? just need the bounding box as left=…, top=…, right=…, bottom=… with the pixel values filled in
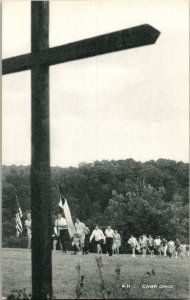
left=2, top=248, right=189, bottom=299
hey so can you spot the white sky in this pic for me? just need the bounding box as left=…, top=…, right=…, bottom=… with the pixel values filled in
left=2, top=0, right=189, bottom=167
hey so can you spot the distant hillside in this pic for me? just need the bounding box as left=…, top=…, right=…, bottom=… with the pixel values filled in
left=2, top=159, right=189, bottom=248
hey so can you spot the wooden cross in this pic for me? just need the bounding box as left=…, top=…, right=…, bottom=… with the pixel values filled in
left=2, top=2, right=160, bottom=299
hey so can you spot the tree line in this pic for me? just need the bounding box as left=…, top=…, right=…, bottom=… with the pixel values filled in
left=2, top=158, right=189, bottom=250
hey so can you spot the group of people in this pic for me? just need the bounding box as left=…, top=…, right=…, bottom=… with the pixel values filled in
left=24, top=212, right=189, bottom=259
left=53, top=214, right=121, bottom=257
left=89, top=225, right=121, bottom=256
left=128, top=234, right=188, bottom=258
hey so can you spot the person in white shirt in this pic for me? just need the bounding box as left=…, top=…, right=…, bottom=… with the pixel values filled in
left=167, top=240, right=175, bottom=258
left=90, top=225, right=105, bottom=254
left=105, top=226, right=115, bottom=256
left=75, top=218, right=86, bottom=253
left=139, top=234, right=148, bottom=257
left=147, top=235, right=155, bottom=257
left=54, top=213, right=68, bottom=253
left=161, top=237, right=168, bottom=257
left=154, top=236, right=162, bottom=256
left=128, top=234, right=138, bottom=258
left=25, top=212, right=32, bottom=250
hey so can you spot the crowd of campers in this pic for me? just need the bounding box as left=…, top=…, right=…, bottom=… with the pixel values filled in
left=127, top=234, right=189, bottom=258
left=25, top=213, right=189, bottom=257
left=70, top=230, right=189, bottom=258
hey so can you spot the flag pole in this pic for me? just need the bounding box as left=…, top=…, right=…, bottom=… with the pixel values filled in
left=56, top=181, right=75, bottom=239
left=56, top=181, right=62, bottom=249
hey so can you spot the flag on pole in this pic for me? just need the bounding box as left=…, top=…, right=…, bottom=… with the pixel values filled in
left=58, top=187, right=75, bottom=238
left=15, top=195, right=23, bottom=237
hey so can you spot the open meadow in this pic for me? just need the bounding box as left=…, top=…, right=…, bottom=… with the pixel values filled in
left=2, top=248, right=189, bottom=299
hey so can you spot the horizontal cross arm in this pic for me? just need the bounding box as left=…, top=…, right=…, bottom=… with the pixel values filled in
left=3, top=24, right=160, bottom=75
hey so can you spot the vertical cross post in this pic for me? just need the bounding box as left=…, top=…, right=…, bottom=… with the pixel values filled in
left=31, top=2, right=52, bottom=299
left=2, top=2, right=160, bottom=297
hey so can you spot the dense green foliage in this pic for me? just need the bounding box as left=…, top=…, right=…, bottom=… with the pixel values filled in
left=2, top=158, right=189, bottom=249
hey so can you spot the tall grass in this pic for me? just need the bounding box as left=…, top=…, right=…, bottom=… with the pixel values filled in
left=2, top=249, right=189, bottom=299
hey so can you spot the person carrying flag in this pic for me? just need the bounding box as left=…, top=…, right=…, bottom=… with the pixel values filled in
left=57, top=183, right=75, bottom=239
left=54, top=212, right=68, bottom=253
left=25, top=212, right=32, bottom=250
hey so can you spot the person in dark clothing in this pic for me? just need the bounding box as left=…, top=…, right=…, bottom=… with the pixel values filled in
left=54, top=213, right=68, bottom=253
left=105, top=225, right=115, bottom=256
left=83, top=225, right=90, bottom=254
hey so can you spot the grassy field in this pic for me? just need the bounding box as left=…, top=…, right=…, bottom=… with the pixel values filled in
left=2, top=248, right=189, bottom=299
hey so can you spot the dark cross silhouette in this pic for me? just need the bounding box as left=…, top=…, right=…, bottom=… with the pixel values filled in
left=2, top=1, right=160, bottom=299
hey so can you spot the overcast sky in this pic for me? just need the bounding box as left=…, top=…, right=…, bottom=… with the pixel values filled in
left=2, top=0, right=189, bottom=167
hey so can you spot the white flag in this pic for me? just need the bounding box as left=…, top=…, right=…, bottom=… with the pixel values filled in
left=59, top=195, right=75, bottom=238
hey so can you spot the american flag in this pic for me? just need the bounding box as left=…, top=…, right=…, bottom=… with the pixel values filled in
left=15, top=195, right=23, bottom=237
